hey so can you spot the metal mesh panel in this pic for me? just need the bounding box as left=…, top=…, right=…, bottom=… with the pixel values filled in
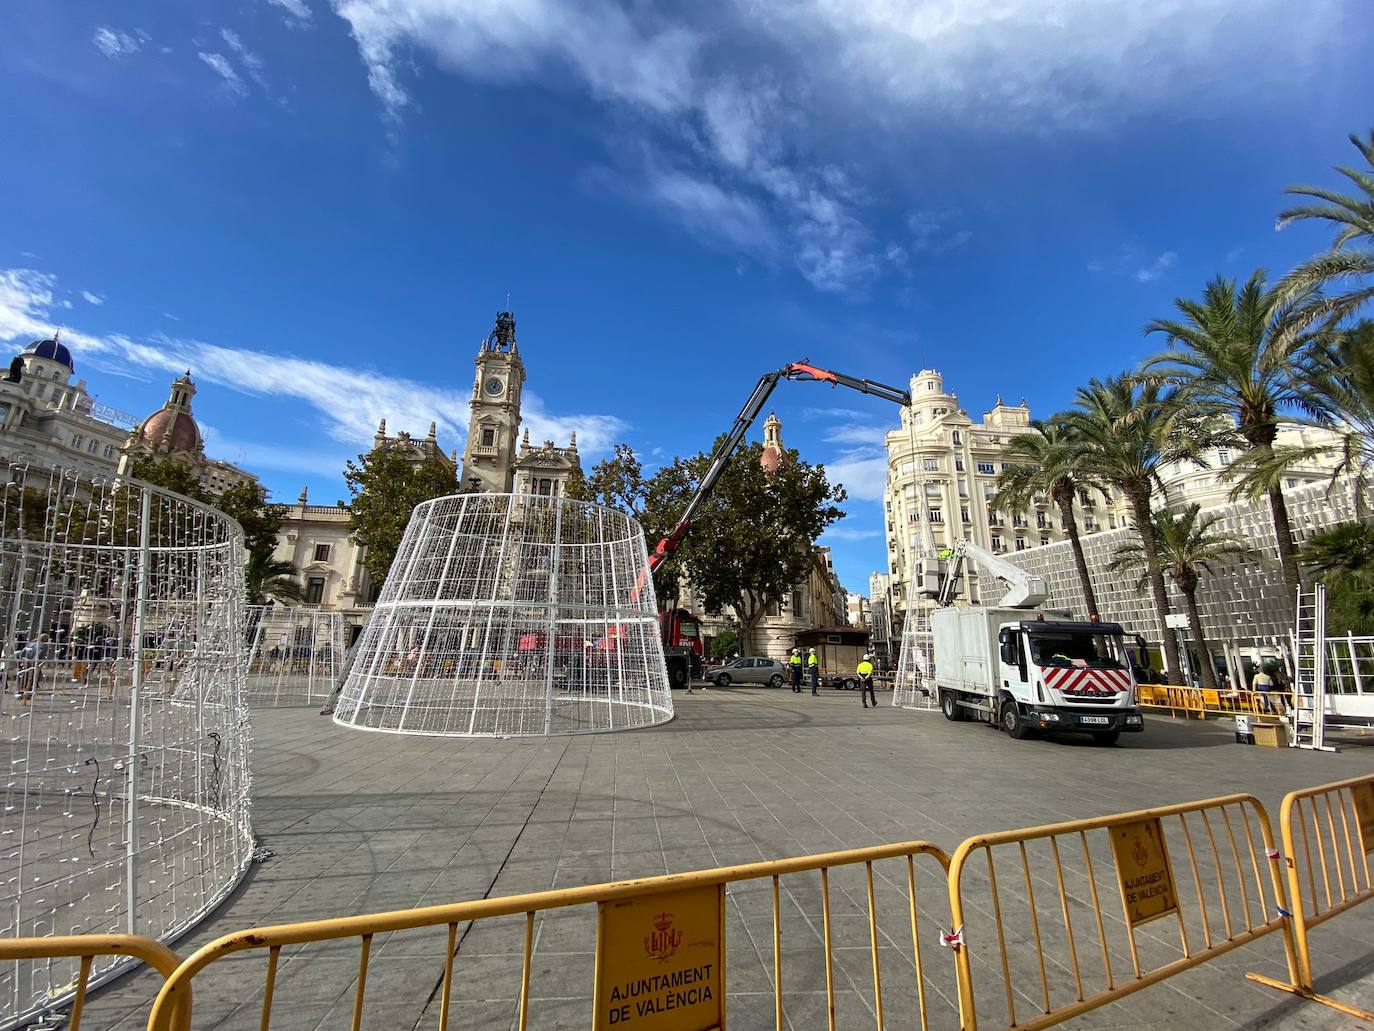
left=0, top=458, right=253, bottom=1027
left=892, top=607, right=937, bottom=710
left=333, top=493, right=674, bottom=737
left=245, top=606, right=344, bottom=707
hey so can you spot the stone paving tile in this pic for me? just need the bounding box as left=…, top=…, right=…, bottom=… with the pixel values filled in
left=66, top=689, right=1374, bottom=1029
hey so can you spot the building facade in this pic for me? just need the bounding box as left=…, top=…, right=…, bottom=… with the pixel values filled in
left=459, top=312, right=527, bottom=493
left=0, top=335, right=134, bottom=474
left=846, top=592, right=871, bottom=629
left=1156, top=421, right=1347, bottom=511
left=118, top=372, right=257, bottom=497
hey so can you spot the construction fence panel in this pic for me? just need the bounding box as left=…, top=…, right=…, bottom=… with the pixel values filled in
left=947, top=795, right=1293, bottom=1031
left=145, top=842, right=957, bottom=1031
left=244, top=606, right=344, bottom=707
left=1245, top=773, right=1374, bottom=1021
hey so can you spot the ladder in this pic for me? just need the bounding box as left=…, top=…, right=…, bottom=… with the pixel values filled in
left=1290, top=583, right=1336, bottom=751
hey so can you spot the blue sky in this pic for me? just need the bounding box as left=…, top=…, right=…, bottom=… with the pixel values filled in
left=1, top=1, right=1371, bottom=594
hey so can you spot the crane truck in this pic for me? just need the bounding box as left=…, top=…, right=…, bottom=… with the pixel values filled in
left=918, top=539, right=1146, bottom=744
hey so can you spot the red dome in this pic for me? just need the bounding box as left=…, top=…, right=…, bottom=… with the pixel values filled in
left=137, top=409, right=201, bottom=453
left=760, top=447, right=782, bottom=474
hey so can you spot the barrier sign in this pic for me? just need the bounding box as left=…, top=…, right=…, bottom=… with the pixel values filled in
left=594, top=882, right=724, bottom=1030
left=1353, top=782, right=1374, bottom=854
left=1110, top=817, right=1179, bottom=926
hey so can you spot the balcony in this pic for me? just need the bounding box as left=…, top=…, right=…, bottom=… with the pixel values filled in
left=470, top=444, right=499, bottom=458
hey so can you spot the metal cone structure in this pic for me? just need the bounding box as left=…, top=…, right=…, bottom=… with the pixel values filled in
left=245, top=606, right=345, bottom=707
left=892, top=606, right=938, bottom=710
left=333, top=493, right=674, bottom=736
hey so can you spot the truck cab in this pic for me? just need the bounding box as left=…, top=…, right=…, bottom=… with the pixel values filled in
left=994, top=617, right=1145, bottom=742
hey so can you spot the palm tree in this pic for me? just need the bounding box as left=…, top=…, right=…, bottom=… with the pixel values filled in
left=246, top=552, right=306, bottom=606
left=993, top=415, right=1102, bottom=617
left=1108, top=505, right=1253, bottom=690
left=1143, top=270, right=1319, bottom=605
left=1299, top=522, right=1374, bottom=635
left=1068, top=375, right=1207, bottom=685
left=1277, top=129, right=1374, bottom=325
left=1293, top=320, right=1374, bottom=510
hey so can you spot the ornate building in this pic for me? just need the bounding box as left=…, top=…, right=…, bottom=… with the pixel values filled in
left=118, top=371, right=256, bottom=497
left=0, top=334, right=135, bottom=473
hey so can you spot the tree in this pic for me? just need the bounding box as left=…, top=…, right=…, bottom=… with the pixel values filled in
left=652, top=437, right=845, bottom=653
left=1286, top=320, right=1374, bottom=512
left=1143, top=270, right=1320, bottom=605
left=585, top=443, right=687, bottom=604
left=344, top=448, right=458, bottom=592
left=561, top=462, right=589, bottom=502
left=126, top=456, right=208, bottom=502
left=1299, top=522, right=1374, bottom=635
left=1068, top=375, right=1208, bottom=685
left=709, top=628, right=741, bottom=660
left=246, top=552, right=306, bottom=606
left=993, top=415, right=1103, bottom=617
left=585, top=444, right=650, bottom=518
left=1108, top=505, right=1253, bottom=689
left=1277, top=130, right=1374, bottom=326
left=217, top=480, right=285, bottom=560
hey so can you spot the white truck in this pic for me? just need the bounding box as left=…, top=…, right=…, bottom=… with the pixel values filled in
left=921, top=540, right=1146, bottom=744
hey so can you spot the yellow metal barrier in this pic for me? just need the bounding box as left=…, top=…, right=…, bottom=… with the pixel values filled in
left=947, top=794, right=1294, bottom=1031
left=0, top=933, right=189, bottom=1031
left=145, top=841, right=953, bottom=1031
left=1246, top=773, right=1374, bottom=1020
left=1138, top=684, right=1286, bottom=720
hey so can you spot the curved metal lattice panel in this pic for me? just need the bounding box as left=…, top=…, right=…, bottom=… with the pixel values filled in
left=0, top=459, right=253, bottom=1028
left=245, top=606, right=344, bottom=707
left=892, top=606, right=938, bottom=710
left=334, top=493, right=673, bottom=737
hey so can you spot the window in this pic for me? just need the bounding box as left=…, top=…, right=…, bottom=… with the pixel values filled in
left=1084, top=517, right=1096, bottom=532
left=71, top=433, right=82, bottom=449
left=1218, top=451, right=1231, bottom=466
left=925, top=482, right=941, bottom=495
left=988, top=511, right=1003, bottom=527
left=1286, top=478, right=1298, bottom=488
left=958, top=480, right=969, bottom=497
left=313, top=543, right=332, bottom=562
left=765, top=600, right=780, bottom=617
left=991, top=536, right=1003, bottom=553
left=977, top=462, right=995, bottom=475
left=1015, top=537, right=1027, bottom=551
left=792, top=591, right=805, bottom=619
left=103, top=445, right=115, bottom=459
left=87, top=439, right=98, bottom=454
left=952, top=430, right=961, bottom=444
left=1036, top=513, right=1048, bottom=529
left=480, top=426, right=496, bottom=447
left=1079, top=490, right=1095, bottom=508
left=1040, top=536, right=1050, bottom=547
left=305, top=576, right=326, bottom=605
left=961, top=506, right=971, bottom=524
left=928, top=508, right=943, bottom=523
left=955, top=458, right=965, bottom=471
left=923, top=458, right=939, bottom=471
left=1108, top=515, right=1117, bottom=529
left=928, top=381, right=937, bottom=391
left=1012, top=514, right=1026, bottom=528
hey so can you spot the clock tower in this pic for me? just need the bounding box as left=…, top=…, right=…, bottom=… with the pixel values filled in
left=460, top=311, right=526, bottom=493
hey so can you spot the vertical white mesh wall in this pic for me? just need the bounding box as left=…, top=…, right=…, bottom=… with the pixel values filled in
left=892, top=607, right=937, bottom=710
left=245, top=606, right=344, bottom=707
left=0, top=458, right=252, bottom=1028
left=333, top=493, right=674, bottom=737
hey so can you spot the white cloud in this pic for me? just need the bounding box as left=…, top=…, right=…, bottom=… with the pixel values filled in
left=0, top=266, right=628, bottom=462
left=221, top=29, right=270, bottom=93
left=907, top=209, right=972, bottom=254
left=266, top=0, right=314, bottom=26
left=1088, top=245, right=1178, bottom=284
left=80, top=290, right=104, bottom=306
left=824, top=424, right=889, bottom=447
left=1133, top=251, right=1177, bottom=283
left=822, top=525, right=883, bottom=542
left=824, top=447, right=888, bottom=502
left=198, top=52, right=248, bottom=97
left=93, top=27, right=148, bottom=59
left=639, top=167, right=780, bottom=257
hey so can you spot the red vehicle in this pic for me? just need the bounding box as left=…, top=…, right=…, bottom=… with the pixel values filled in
left=659, top=608, right=702, bottom=658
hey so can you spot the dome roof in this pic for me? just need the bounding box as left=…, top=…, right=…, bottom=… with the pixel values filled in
left=24, top=337, right=74, bottom=372
left=760, top=447, right=782, bottom=474
left=136, top=409, right=201, bottom=454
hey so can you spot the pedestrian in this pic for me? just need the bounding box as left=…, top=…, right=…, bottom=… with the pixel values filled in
left=789, top=648, right=803, bottom=693
left=858, top=653, right=877, bottom=708
left=807, top=647, right=819, bottom=696
left=1251, top=664, right=1276, bottom=714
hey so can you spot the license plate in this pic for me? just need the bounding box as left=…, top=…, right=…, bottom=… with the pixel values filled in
left=1081, top=716, right=1111, bottom=726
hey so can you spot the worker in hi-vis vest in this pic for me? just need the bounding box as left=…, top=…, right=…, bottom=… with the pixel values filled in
left=858, top=653, right=877, bottom=708
left=807, top=647, right=820, bottom=696
left=789, top=648, right=803, bottom=693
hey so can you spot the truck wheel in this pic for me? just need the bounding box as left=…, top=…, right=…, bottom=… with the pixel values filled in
left=843, top=678, right=857, bottom=691
left=1001, top=701, right=1034, bottom=740
left=1092, top=731, right=1121, bottom=746
left=769, top=673, right=784, bottom=688
left=668, top=664, right=688, bottom=689
left=715, top=673, right=731, bottom=687
left=941, top=691, right=963, bottom=721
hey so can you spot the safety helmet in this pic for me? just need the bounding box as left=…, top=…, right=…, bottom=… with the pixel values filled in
left=863, top=653, right=871, bottom=660
left=809, top=647, right=816, bottom=653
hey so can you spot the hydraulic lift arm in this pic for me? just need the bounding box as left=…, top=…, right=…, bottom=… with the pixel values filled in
left=645, top=360, right=911, bottom=576
left=931, top=538, right=1049, bottom=609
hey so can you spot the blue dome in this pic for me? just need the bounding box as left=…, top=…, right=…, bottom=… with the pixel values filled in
left=24, top=338, right=74, bottom=371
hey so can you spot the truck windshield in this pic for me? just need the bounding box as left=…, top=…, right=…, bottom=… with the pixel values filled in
left=1028, top=632, right=1125, bottom=669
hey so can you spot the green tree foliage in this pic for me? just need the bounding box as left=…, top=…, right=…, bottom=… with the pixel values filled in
left=246, top=552, right=307, bottom=605
left=1300, top=522, right=1374, bottom=634
left=709, top=628, right=741, bottom=660
left=651, top=437, right=846, bottom=652
left=584, top=443, right=684, bottom=602
left=1278, top=129, right=1374, bottom=326
left=344, top=447, right=457, bottom=591
left=1108, top=505, right=1253, bottom=689
left=561, top=461, right=589, bottom=501
left=126, top=456, right=207, bottom=501
left=585, top=444, right=650, bottom=518
left=1144, top=270, right=1320, bottom=603
left=1287, top=320, right=1374, bottom=511
left=128, top=456, right=285, bottom=563
left=993, top=414, right=1103, bottom=617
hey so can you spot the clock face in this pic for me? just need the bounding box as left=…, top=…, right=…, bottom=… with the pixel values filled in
left=484, top=377, right=504, bottom=396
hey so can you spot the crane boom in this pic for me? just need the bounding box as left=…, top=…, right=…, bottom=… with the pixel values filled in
left=644, top=360, right=910, bottom=577
left=930, top=538, right=1048, bottom=608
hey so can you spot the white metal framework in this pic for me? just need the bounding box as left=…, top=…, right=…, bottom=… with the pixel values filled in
left=891, top=607, right=937, bottom=710
left=245, top=606, right=344, bottom=707
left=0, top=458, right=253, bottom=1028
left=333, top=493, right=674, bottom=737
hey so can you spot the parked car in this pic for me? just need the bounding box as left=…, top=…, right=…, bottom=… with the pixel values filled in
left=705, top=656, right=787, bottom=688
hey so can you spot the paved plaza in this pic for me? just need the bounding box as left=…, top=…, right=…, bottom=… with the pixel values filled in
left=80, top=687, right=1374, bottom=1030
